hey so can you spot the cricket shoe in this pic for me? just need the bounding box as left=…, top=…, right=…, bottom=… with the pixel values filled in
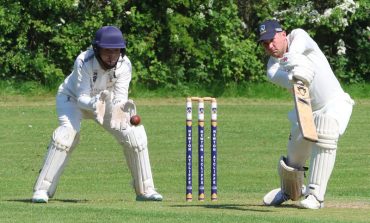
left=300, top=195, right=324, bottom=209
left=263, top=188, right=289, bottom=206
left=136, top=189, right=163, bottom=201
left=32, top=190, right=49, bottom=203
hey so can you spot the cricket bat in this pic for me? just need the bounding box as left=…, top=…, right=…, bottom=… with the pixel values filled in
left=293, top=81, right=318, bottom=142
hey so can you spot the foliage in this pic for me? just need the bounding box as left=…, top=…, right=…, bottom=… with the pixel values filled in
left=126, top=0, right=265, bottom=92
left=0, top=0, right=369, bottom=90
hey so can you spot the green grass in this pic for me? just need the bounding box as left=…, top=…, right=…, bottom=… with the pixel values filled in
left=2, top=80, right=370, bottom=99
left=0, top=97, right=369, bottom=223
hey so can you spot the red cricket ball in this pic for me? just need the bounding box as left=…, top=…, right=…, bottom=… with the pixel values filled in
left=130, top=115, right=141, bottom=126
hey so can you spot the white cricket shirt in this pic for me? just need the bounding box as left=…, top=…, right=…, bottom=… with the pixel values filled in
left=58, top=49, right=132, bottom=111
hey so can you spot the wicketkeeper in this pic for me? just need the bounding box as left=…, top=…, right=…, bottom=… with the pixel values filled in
left=257, top=19, right=354, bottom=209
left=32, top=26, right=163, bottom=203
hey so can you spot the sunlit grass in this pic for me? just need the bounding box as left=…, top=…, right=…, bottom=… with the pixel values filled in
left=0, top=97, right=369, bottom=222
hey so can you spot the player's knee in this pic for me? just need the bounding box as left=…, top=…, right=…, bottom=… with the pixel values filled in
left=52, top=126, right=78, bottom=152
left=314, top=114, right=339, bottom=149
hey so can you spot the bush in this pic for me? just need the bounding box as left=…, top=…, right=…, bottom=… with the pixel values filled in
left=0, top=0, right=369, bottom=91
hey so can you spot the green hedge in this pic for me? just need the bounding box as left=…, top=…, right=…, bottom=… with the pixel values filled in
left=0, top=0, right=369, bottom=91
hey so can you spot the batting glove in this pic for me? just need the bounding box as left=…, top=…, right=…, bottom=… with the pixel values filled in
left=292, top=65, right=315, bottom=86
left=279, top=52, right=307, bottom=71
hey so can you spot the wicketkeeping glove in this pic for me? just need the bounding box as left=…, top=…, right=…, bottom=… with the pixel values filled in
left=110, top=104, right=127, bottom=130
left=110, top=99, right=137, bottom=131
left=93, top=90, right=110, bottom=125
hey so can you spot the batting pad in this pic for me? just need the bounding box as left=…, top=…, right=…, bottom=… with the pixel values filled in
left=307, top=114, right=339, bottom=202
left=33, top=126, right=79, bottom=197
left=308, top=114, right=339, bottom=202
left=314, top=114, right=340, bottom=149
left=308, top=146, right=336, bottom=202
left=121, top=125, right=155, bottom=195
left=278, top=156, right=306, bottom=201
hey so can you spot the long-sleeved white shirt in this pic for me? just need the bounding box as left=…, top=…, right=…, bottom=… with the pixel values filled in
left=58, top=49, right=132, bottom=111
left=266, top=29, right=345, bottom=110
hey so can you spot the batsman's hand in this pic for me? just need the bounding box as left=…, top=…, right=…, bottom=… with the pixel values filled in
left=94, top=90, right=110, bottom=125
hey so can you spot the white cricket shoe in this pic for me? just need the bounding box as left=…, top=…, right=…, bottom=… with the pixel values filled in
left=263, top=188, right=289, bottom=206
left=32, top=190, right=49, bottom=203
left=300, top=195, right=324, bottom=209
left=136, top=190, right=163, bottom=201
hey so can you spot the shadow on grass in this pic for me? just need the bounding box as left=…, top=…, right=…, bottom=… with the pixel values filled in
left=6, top=198, right=89, bottom=203
left=171, top=203, right=300, bottom=212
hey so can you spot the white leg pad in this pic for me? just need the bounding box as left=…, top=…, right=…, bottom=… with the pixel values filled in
left=307, top=148, right=336, bottom=202
left=278, top=156, right=306, bottom=201
left=307, top=114, right=339, bottom=202
left=121, top=125, right=155, bottom=195
left=33, top=126, right=79, bottom=197
left=313, top=114, right=340, bottom=149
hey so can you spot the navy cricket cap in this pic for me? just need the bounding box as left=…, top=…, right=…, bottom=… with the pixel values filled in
left=258, top=19, right=283, bottom=42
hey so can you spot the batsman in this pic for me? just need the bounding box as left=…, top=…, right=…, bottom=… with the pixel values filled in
left=32, top=26, right=163, bottom=203
left=257, top=19, right=354, bottom=209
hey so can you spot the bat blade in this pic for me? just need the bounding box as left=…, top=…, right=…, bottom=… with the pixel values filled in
left=293, top=83, right=318, bottom=142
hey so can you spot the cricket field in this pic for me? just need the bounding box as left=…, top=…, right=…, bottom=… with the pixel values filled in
left=0, top=97, right=369, bottom=223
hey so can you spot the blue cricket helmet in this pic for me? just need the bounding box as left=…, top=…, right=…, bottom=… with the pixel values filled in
left=93, top=26, right=126, bottom=49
